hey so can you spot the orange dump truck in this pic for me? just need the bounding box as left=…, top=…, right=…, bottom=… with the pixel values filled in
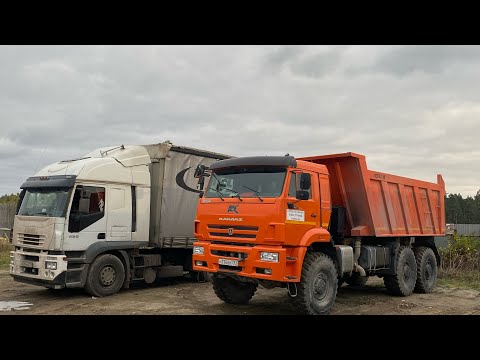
left=192, top=153, right=445, bottom=314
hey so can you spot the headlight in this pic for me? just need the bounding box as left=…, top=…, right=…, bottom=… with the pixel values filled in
left=193, top=246, right=204, bottom=255
left=45, top=261, right=57, bottom=270
left=260, top=252, right=279, bottom=262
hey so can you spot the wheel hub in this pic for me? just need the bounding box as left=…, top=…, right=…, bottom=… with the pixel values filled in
left=425, top=261, right=433, bottom=280
left=403, top=263, right=411, bottom=280
left=100, top=266, right=116, bottom=286
left=313, top=274, right=328, bottom=301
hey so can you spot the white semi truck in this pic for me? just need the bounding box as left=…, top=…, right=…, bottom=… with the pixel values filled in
left=9, top=143, right=230, bottom=296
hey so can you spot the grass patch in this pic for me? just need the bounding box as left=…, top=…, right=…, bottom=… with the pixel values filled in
left=437, top=272, right=480, bottom=291
left=436, top=235, right=480, bottom=291
left=0, top=237, right=13, bottom=270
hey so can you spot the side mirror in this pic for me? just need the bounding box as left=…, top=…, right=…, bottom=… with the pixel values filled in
left=194, top=164, right=210, bottom=191
left=198, top=176, right=205, bottom=191
left=299, top=173, right=311, bottom=190
left=296, top=190, right=309, bottom=200
left=194, top=165, right=208, bottom=178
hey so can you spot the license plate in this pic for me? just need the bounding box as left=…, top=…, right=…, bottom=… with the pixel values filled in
left=218, top=258, right=238, bottom=267
left=20, top=260, right=34, bottom=268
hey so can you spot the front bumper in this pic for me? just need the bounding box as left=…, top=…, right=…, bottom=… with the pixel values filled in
left=10, top=251, right=69, bottom=289
left=192, top=241, right=306, bottom=282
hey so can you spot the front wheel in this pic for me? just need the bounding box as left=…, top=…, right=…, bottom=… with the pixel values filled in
left=291, top=252, right=338, bottom=315
left=212, top=275, right=258, bottom=304
left=85, top=254, right=125, bottom=297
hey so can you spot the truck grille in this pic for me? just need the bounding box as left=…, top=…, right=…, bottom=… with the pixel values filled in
left=18, top=233, right=45, bottom=247
left=207, top=224, right=259, bottom=240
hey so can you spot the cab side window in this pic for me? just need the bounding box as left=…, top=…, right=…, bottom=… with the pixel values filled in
left=68, top=186, right=105, bottom=232
left=288, top=173, right=312, bottom=199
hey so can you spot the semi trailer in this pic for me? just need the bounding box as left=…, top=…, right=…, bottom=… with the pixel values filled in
left=192, top=152, right=445, bottom=314
left=10, top=143, right=230, bottom=297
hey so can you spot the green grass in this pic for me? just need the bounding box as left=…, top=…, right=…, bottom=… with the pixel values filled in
left=0, top=238, right=12, bottom=270
left=437, top=272, right=480, bottom=291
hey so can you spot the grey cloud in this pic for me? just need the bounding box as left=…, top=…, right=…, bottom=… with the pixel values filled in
left=263, top=45, right=304, bottom=69
left=374, top=45, right=480, bottom=77
left=263, top=46, right=346, bottom=78
left=289, top=49, right=343, bottom=78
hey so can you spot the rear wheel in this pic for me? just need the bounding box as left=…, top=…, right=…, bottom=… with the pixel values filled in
left=212, top=275, right=258, bottom=304
left=291, top=252, right=338, bottom=315
left=384, top=246, right=417, bottom=296
left=85, top=254, right=125, bottom=297
left=413, top=247, right=437, bottom=293
left=345, top=273, right=369, bottom=287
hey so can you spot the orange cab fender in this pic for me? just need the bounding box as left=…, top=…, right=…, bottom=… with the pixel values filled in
left=298, top=227, right=331, bottom=247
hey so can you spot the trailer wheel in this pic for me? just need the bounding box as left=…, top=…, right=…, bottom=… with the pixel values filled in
left=384, top=246, right=417, bottom=296
left=345, top=273, right=369, bottom=287
left=212, top=275, right=258, bottom=304
left=85, top=254, right=125, bottom=297
left=413, top=247, right=437, bottom=293
left=291, top=252, right=338, bottom=315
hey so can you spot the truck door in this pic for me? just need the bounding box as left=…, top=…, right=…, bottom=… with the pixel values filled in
left=106, top=185, right=132, bottom=241
left=65, top=184, right=107, bottom=250
left=285, top=171, right=320, bottom=242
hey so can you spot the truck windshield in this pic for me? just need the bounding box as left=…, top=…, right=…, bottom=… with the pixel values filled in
left=18, top=187, right=70, bottom=217
left=205, top=167, right=287, bottom=199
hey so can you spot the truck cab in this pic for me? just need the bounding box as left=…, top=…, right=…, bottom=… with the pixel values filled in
left=10, top=145, right=151, bottom=294
left=193, top=156, right=330, bottom=283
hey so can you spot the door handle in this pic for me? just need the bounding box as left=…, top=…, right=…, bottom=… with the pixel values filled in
left=311, top=213, right=317, bottom=218
left=97, top=233, right=106, bottom=239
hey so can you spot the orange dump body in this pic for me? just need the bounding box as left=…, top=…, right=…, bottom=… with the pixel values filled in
left=298, top=152, right=446, bottom=237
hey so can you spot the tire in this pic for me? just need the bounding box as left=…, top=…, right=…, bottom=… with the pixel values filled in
left=384, top=246, right=417, bottom=296
left=85, top=254, right=125, bottom=297
left=189, top=271, right=211, bottom=283
left=413, top=247, right=437, bottom=293
left=212, top=275, right=258, bottom=304
left=345, top=273, right=369, bottom=287
left=291, top=252, right=338, bottom=315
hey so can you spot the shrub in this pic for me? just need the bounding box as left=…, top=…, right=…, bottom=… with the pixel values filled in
left=0, top=237, right=13, bottom=269
left=439, top=235, right=480, bottom=277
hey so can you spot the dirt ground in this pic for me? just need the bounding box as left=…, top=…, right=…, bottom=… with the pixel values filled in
left=0, top=270, right=479, bottom=315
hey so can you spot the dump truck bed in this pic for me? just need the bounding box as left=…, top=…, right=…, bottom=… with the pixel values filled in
left=298, top=153, right=446, bottom=237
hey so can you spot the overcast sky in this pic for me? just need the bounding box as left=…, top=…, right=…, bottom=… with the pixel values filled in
left=0, top=45, right=478, bottom=197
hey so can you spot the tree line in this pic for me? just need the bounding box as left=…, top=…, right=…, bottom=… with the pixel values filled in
left=2, top=191, right=480, bottom=224
left=0, top=193, right=19, bottom=204
left=445, top=191, right=480, bottom=224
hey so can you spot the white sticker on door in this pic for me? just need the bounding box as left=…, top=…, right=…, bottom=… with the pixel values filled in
left=286, top=209, right=305, bottom=221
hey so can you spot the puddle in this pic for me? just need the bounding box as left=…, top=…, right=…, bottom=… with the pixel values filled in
left=0, top=301, right=33, bottom=311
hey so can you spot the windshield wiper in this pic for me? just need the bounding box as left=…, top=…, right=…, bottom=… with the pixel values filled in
left=242, top=186, right=264, bottom=202
left=20, top=211, right=48, bottom=216
left=222, top=188, right=243, bottom=201
left=207, top=172, right=225, bottom=201
left=32, top=212, right=50, bottom=216
left=210, top=172, right=242, bottom=201
left=213, top=188, right=225, bottom=201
